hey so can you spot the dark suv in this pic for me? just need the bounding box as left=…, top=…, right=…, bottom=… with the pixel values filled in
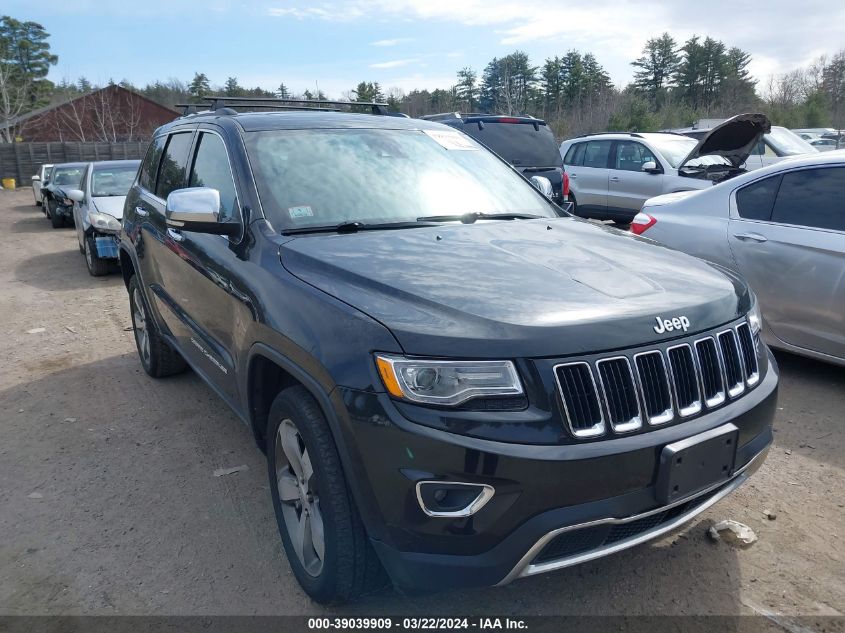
left=119, top=98, right=777, bottom=603
left=422, top=113, right=568, bottom=204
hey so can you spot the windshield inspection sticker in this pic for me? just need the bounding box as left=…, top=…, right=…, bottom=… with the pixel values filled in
left=288, top=205, right=314, bottom=219
left=423, top=129, right=478, bottom=150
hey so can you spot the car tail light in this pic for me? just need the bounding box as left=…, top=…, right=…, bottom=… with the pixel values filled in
left=630, top=212, right=657, bottom=235
left=561, top=170, right=570, bottom=197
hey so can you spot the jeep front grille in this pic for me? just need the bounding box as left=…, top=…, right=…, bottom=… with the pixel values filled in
left=554, top=320, right=760, bottom=439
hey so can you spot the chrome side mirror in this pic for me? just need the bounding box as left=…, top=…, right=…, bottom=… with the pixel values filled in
left=530, top=175, right=554, bottom=198
left=66, top=189, right=84, bottom=203
left=165, top=187, right=238, bottom=236
left=641, top=161, right=660, bottom=173
left=31, top=175, right=40, bottom=181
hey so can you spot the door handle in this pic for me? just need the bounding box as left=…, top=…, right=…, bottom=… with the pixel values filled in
left=167, top=228, right=184, bottom=242
left=569, top=173, right=577, bottom=179
left=135, top=206, right=149, bottom=217
left=733, top=232, right=768, bottom=243
left=609, top=176, right=620, bottom=182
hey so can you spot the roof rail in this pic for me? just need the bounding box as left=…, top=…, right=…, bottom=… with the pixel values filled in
left=569, top=131, right=644, bottom=139
left=175, top=96, right=389, bottom=116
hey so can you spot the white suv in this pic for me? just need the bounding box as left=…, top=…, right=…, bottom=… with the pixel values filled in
left=559, top=114, right=769, bottom=223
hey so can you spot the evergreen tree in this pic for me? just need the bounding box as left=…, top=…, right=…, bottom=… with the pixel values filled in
left=455, top=67, right=478, bottom=112
left=224, top=76, right=241, bottom=97
left=631, top=33, right=679, bottom=109
left=0, top=15, right=58, bottom=110
left=188, top=72, right=211, bottom=101
left=276, top=83, right=290, bottom=99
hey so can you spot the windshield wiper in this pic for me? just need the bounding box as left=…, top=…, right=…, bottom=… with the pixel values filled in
left=416, top=212, right=543, bottom=224
left=281, top=220, right=439, bottom=235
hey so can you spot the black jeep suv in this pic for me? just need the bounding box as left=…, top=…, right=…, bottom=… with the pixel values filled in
left=119, top=98, right=777, bottom=603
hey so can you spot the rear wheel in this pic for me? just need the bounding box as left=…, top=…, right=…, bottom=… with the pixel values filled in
left=266, top=386, right=386, bottom=604
left=128, top=275, right=186, bottom=378
left=568, top=192, right=578, bottom=216
left=84, top=236, right=111, bottom=276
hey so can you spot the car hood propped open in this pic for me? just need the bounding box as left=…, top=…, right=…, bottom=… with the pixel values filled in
left=679, top=113, right=771, bottom=170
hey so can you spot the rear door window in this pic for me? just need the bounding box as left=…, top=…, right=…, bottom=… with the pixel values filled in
left=462, top=121, right=562, bottom=167
left=736, top=175, right=781, bottom=221
left=770, top=167, right=844, bottom=231
left=583, top=141, right=611, bottom=168
left=155, top=132, right=193, bottom=200
left=564, top=143, right=585, bottom=166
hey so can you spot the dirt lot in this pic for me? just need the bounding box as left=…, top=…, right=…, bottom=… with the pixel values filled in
left=0, top=188, right=843, bottom=622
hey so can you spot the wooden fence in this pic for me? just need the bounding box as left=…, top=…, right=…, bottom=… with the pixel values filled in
left=0, top=142, right=148, bottom=185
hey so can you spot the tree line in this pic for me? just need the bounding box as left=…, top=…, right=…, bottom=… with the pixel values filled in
left=2, top=13, right=844, bottom=143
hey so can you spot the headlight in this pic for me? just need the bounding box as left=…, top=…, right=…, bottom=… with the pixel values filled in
left=747, top=293, right=762, bottom=336
left=375, top=355, right=523, bottom=406
left=88, top=211, right=122, bottom=232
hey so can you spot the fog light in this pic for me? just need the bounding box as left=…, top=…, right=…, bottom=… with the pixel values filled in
left=416, top=481, right=495, bottom=518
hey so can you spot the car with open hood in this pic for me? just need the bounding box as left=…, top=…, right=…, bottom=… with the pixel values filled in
left=676, top=119, right=817, bottom=170
left=559, top=113, right=771, bottom=223
left=118, top=97, right=777, bottom=603
left=66, top=159, right=141, bottom=276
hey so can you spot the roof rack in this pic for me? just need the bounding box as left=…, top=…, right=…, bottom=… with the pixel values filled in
left=175, top=96, right=389, bottom=116
left=569, top=131, right=645, bottom=139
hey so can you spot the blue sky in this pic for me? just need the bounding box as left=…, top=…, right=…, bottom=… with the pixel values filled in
left=6, top=0, right=844, bottom=98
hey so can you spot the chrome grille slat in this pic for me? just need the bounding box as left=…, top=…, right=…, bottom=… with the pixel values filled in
left=634, top=351, right=673, bottom=425
left=596, top=357, right=641, bottom=433
left=555, top=362, right=605, bottom=438
left=718, top=330, right=745, bottom=398
left=735, top=323, right=760, bottom=386
left=667, top=344, right=702, bottom=417
left=695, top=337, right=726, bottom=408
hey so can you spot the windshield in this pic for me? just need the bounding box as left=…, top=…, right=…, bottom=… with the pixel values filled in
left=51, top=167, right=84, bottom=187
left=92, top=164, right=139, bottom=197
left=245, top=128, right=558, bottom=231
left=766, top=127, right=817, bottom=156
left=462, top=121, right=563, bottom=167
left=648, top=136, right=731, bottom=169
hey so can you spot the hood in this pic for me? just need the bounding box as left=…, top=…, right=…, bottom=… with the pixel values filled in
left=280, top=219, right=750, bottom=358
left=679, top=113, right=771, bottom=170
left=92, top=196, right=126, bottom=219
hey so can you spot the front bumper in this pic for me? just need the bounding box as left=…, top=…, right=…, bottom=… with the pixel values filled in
left=336, top=350, right=778, bottom=594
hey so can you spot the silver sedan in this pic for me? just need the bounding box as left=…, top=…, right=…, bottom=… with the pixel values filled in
left=631, top=151, right=845, bottom=366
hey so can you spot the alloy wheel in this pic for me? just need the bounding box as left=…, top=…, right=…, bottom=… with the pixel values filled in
left=132, top=288, right=150, bottom=365
left=274, top=419, right=325, bottom=577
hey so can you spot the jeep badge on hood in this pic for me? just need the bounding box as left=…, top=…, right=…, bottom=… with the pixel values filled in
left=654, top=315, right=691, bottom=334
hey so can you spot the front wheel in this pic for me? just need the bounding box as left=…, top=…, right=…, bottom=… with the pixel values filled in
left=84, top=236, right=111, bottom=276
left=266, top=386, right=386, bottom=603
left=50, top=205, right=64, bottom=228
left=128, top=275, right=186, bottom=378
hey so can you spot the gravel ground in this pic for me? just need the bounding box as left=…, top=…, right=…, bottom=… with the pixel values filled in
left=0, top=188, right=842, bottom=623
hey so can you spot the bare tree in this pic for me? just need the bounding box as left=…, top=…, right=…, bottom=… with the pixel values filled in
left=0, top=61, right=27, bottom=142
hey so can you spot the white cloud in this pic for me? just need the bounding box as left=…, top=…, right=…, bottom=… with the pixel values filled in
left=369, top=58, right=421, bottom=69
left=370, top=38, right=414, bottom=47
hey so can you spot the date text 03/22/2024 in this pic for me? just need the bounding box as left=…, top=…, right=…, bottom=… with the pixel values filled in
left=307, top=618, right=528, bottom=630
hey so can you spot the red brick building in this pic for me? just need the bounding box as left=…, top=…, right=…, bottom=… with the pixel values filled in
left=9, top=85, right=178, bottom=142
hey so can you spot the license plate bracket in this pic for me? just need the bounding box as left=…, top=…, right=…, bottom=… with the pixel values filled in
left=656, top=423, right=738, bottom=505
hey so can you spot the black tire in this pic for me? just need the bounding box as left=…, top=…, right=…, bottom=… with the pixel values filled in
left=266, top=386, right=387, bottom=604
left=50, top=205, right=64, bottom=228
left=36, top=199, right=42, bottom=207
left=568, top=192, right=578, bottom=216
left=44, top=197, right=53, bottom=218
left=84, top=235, right=111, bottom=277
left=127, top=275, right=187, bottom=378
